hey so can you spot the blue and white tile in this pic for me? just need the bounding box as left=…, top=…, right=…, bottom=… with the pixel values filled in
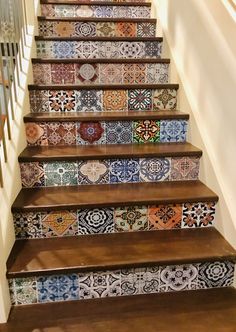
left=76, top=90, right=102, bottom=112
left=52, top=41, right=76, bottom=59
left=105, top=121, right=132, bottom=144
left=109, top=159, right=140, bottom=183
left=160, top=120, right=187, bottom=142
left=139, top=158, right=171, bottom=182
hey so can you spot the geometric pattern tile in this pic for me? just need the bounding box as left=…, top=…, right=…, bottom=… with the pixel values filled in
left=105, top=121, right=132, bottom=144
left=78, top=160, right=109, bottom=184
left=146, top=63, right=169, bottom=84
left=153, top=89, right=177, bottom=110
left=13, top=212, right=42, bottom=239
left=148, top=204, right=182, bottom=230
left=41, top=210, right=78, bottom=237
left=128, top=89, right=152, bottom=111
left=20, top=162, right=45, bottom=187
left=123, top=64, right=146, bottom=84
left=25, top=122, right=48, bottom=146
left=76, top=90, right=103, bottom=112
left=44, top=161, right=78, bottom=186
left=9, top=278, right=37, bottom=305
left=109, top=159, right=140, bottom=183
left=46, top=122, right=77, bottom=145
left=170, top=157, right=200, bottom=181
left=139, top=158, right=171, bottom=182
left=181, top=202, right=216, bottom=228
left=77, top=122, right=106, bottom=145
left=103, top=90, right=127, bottom=112
left=133, top=120, right=160, bottom=143
left=160, top=120, right=187, bottom=143
left=78, top=208, right=114, bottom=235
left=114, top=206, right=148, bottom=232
left=48, top=90, right=76, bottom=112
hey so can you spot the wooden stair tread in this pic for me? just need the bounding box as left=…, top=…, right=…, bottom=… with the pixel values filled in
left=40, top=1, right=152, bottom=7
left=19, top=142, right=202, bottom=162
left=35, top=36, right=163, bottom=41
left=12, top=180, right=218, bottom=212
left=6, top=228, right=236, bottom=277
left=32, top=58, right=170, bottom=63
left=38, top=16, right=156, bottom=23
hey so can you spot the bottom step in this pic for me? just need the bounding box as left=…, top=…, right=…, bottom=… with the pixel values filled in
left=2, top=288, right=236, bottom=331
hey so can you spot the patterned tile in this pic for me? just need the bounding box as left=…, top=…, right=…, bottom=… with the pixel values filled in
left=133, top=120, right=160, bottom=143
left=139, top=158, right=171, bottom=182
left=116, top=22, right=136, bottom=37
left=48, top=90, right=76, bottom=112
left=53, top=41, right=75, bottom=59
left=113, top=7, right=132, bottom=19
left=41, top=210, right=78, bottom=237
left=13, top=212, right=42, bottom=239
left=25, top=123, right=48, bottom=146
left=131, top=6, right=151, bottom=19
left=75, top=5, right=94, bottom=18
left=74, top=22, right=96, bottom=37
left=78, top=160, right=109, bottom=184
left=99, top=64, right=122, bottom=84
left=96, top=22, right=115, bottom=37
left=93, top=6, right=113, bottom=18
left=146, top=64, right=169, bottom=84
left=9, top=278, right=37, bottom=305
left=33, top=64, right=51, bottom=84
left=44, top=162, right=78, bottom=186
left=29, top=90, right=50, bottom=113
left=76, top=64, right=98, bottom=84
left=114, top=206, right=148, bottom=232
left=46, top=122, right=77, bottom=145
left=39, top=21, right=54, bottom=37
left=148, top=205, right=182, bottom=230
left=153, top=89, right=177, bottom=110
left=137, top=23, right=156, bottom=37
left=37, top=274, right=79, bottom=303
left=119, top=42, right=145, bottom=59
left=123, top=64, right=146, bottom=84
left=75, top=41, right=98, bottom=59
left=98, top=42, right=120, bottom=59
left=128, top=89, right=152, bottom=111
left=170, top=157, right=200, bottom=181
left=54, top=22, right=75, bottom=37
left=105, top=121, right=132, bottom=144
left=198, top=261, right=235, bottom=288
left=20, top=162, right=45, bottom=187
left=109, top=159, right=140, bottom=183
left=103, top=90, right=127, bottom=112
left=76, top=90, right=102, bottom=112
left=144, top=41, right=162, bottom=58
left=78, top=271, right=121, bottom=299
left=36, top=41, right=54, bottom=58
left=160, top=120, right=187, bottom=142
left=78, top=208, right=114, bottom=234
left=159, top=264, right=198, bottom=292
left=77, top=122, right=105, bottom=144
left=55, top=5, right=76, bottom=17
left=51, top=64, right=76, bottom=85
left=181, top=202, right=216, bottom=228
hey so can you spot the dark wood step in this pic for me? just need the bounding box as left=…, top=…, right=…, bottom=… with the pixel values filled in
left=35, top=36, right=163, bottom=41
left=12, top=180, right=218, bottom=212
left=24, top=110, right=187, bottom=123
left=2, top=288, right=236, bottom=332
left=38, top=16, right=156, bottom=23
left=40, top=1, right=152, bottom=7
left=18, top=142, right=202, bottom=162
left=32, top=57, right=171, bottom=64
left=6, top=228, right=236, bottom=278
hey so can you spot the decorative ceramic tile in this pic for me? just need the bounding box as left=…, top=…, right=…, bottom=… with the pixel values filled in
left=139, top=158, right=171, bottom=182
left=98, top=42, right=120, bottom=59
left=75, top=41, right=99, bottom=59
left=131, top=6, right=151, bottom=19
left=170, top=157, right=200, bottom=181
left=133, top=120, right=160, bottom=143
left=41, top=210, right=78, bottom=237
left=75, top=22, right=96, bottom=37
left=105, top=121, right=132, bottom=144
left=146, top=64, right=169, bottom=84
left=20, top=162, right=45, bottom=187
left=51, top=64, right=76, bottom=85
left=48, top=90, right=76, bottom=112
left=9, top=278, right=37, bottom=305
left=25, top=122, right=48, bottom=146
left=93, top=6, right=113, bottom=18
left=53, top=41, right=76, bottom=58
left=123, top=64, right=146, bottom=84
left=55, top=5, right=76, bottom=17
left=181, top=202, right=216, bottom=228
left=198, top=261, right=234, bottom=288
left=78, top=160, right=109, bottom=184
left=96, top=22, right=116, bottom=37
left=159, top=264, right=198, bottom=292
left=103, top=90, right=127, bottom=112
left=76, top=64, right=98, bottom=84
left=116, top=22, right=136, bottom=37
left=128, top=89, right=152, bottom=111
left=153, top=89, right=177, bottom=110
left=13, top=212, right=42, bottom=239
left=99, top=63, right=122, bottom=84
left=144, top=41, right=162, bottom=58
left=41, top=4, right=56, bottom=17
left=37, top=274, right=79, bottom=303
left=109, top=159, right=140, bottom=183
left=114, top=206, right=148, bottom=232
left=78, top=271, right=121, bottom=299
left=76, top=90, right=102, bottom=112
left=121, top=268, right=159, bottom=295
left=77, top=122, right=105, bottom=144
left=113, top=6, right=132, bottom=19
left=78, top=208, right=114, bottom=234
left=75, top=5, right=94, bottom=18
left=46, top=122, right=77, bottom=145
left=33, top=64, right=51, bottom=84
left=53, top=22, right=75, bottom=37
left=148, top=205, right=182, bottom=230
left=160, top=120, right=187, bottom=142
left=44, top=161, right=78, bottom=186
left=137, top=23, right=156, bottom=37
left=29, top=90, right=50, bottom=113
left=119, top=42, right=145, bottom=59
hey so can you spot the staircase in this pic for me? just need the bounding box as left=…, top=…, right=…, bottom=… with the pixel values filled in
left=1, top=0, right=236, bottom=330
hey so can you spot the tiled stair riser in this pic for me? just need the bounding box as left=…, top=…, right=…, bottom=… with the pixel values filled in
left=36, top=40, right=162, bottom=59
left=32, top=62, right=169, bottom=85
left=25, top=119, right=187, bottom=146
left=29, top=88, right=177, bottom=113
left=41, top=5, right=152, bottom=19
left=19, top=156, right=200, bottom=188
left=13, top=201, right=216, bottom=239
left=38, top=21, right=156, bottom=38
left=9, top=260, right=234, bottom=305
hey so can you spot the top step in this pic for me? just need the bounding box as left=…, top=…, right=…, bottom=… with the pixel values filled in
left=41, top=1, right=152, bottom=6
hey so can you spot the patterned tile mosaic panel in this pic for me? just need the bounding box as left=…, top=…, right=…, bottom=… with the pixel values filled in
left=38, top=21, right=156, bottom=38
left=13, top=201, right=215, bottom=239
left=36, top=40, right=162, bottom=59
left=9, top=261, right=234, bottom=305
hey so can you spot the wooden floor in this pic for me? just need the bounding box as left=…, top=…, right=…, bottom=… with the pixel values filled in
left=1, top=288, right=236, bottom=331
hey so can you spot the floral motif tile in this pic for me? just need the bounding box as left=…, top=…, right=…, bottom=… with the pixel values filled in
left=13, top=212, right=42, bottom=239
left=137, top=23, right=156, bottom=37
left=46, top=122, right=77, bottom=145
left=25, top=122, right=48, bottom=146
left=74, top=22, right=96, bottom=37
left=114, top=206, right=148, bottom=232
left=9, top=278, right=37, bottom=305
left=139, top=158, right=171, bottom=182
left=48, top=90, right=76, bottom=112
left=116, top=22, right=136, bottom=37
left=121, top=268, right=159, bottom=296
left=76, top=41, right=98, bottom=59
left=96, top=22, right=116, bottom=37
left=99, top=64, right=122, bottom=84
left=198, top=261, right=234, bottom=289
left=44, top=162, right=78, bottom=186
left=76, top=90, right=102, bottom=112
left=76, top=5, right=94, bottom=18
left=148, top=205, right=182, bottom=230
left=20, top=162, right=45, bottom=187
left=33, top=64, right=51, bottom=84
left=37, top=274, right=79, bottom=303
left=77, top=122, right=105, bottom=145
left=53, top=22, right=75, bottom=37
left=131, top=7, right=151, bottom=19
left=78, top=160, right=109, bottom=184
left=55, top=5, right=76, bottom=17
left=98, top=42, right=120, bottom=59
left=41, top=210, right=78, bottom=237
left=153, top=89, right=177, bottom=110
left=123, top=64, right=146, bottom=84
left=119, top=42, right=145, bottom=59
left=170, top=157, right=200, bottom=181
left=29, top=90, right=50, bottom=113
left=133, top=120, right=160, bottom=143
left=160, top=120, right=187, bottom=142
left=38, top=21, right=54, bottom=37
left=109, top=159, right=140, bottom=183
left=144, top=41, right=162, bottom=58
left=128, top=89, right=152, bottom=111
left=159, top=264, right=198, bottom=292
left=146, top=64, right=169, bottom=84
left=53, top=41, right=76, bottom=59
left=93, top=6, right=113, bottom=18
left=41, top=4, right=56, bottom=17
left=181, top=202, right=216, bottom=228
left=51, top=64, right=76, bottom=84
left=113, top=7, right=132, bottom=19
left=78, top=271, right=121, bottom=299
left=103, top=90, right=127, bottom=112
left=78, top=208, right=114, bottom=234
left=76, top=64, right=98, bottom=84
left=106, top=121, right=132, bottom=144
left=36, top=41, right=54, bottom=58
